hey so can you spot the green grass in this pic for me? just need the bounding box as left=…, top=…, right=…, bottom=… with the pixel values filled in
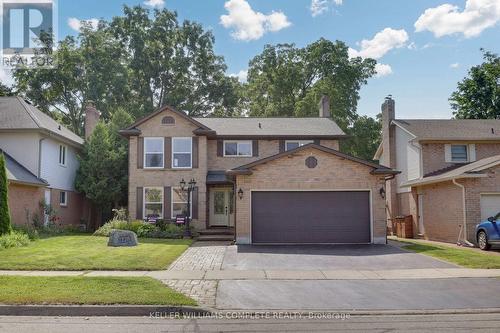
left=0, top=235, right=192, bottom=271
left=0, top=276, right=196, bottom=305
left=399, top=239, right=500, bottom=269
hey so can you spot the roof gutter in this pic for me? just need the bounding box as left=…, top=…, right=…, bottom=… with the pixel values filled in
left=401, top=173, right=486, bottom=188
left=452, top=179, right=474, bottom=247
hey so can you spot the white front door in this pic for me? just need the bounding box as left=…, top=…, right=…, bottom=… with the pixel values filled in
left=44, top=189, right=51, bottom=226
left=209, top=188, right=234, bottom=226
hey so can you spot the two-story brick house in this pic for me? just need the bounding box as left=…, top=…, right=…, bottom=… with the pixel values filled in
left=374, top=96, right=500, bottom=244
left=121, top=97, right=398, bottom=244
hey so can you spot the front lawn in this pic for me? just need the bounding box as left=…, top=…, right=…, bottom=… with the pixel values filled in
left=0, top=235, right=192, bottom=270
left=397, top=239, right=500, bottom=269
left=0, top=276, right=196, bottom=305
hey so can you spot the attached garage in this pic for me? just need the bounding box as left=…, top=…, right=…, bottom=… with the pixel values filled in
left=480, top=194, right=500, bottom=220
left=251, top=191, right=371, bottom=244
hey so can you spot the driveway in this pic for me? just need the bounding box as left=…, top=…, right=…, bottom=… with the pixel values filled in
left=222, top=244, right=457, bottom=270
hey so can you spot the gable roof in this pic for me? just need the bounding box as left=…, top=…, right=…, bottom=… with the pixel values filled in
left=1, top=149, right=48, bottom=187
left=0, top=97, right=84, bottom=146
left=393, top=119, right=500, bottom=141
left=121, top=105, right=346, bottom=138
left=227, top=143, right=399, bottom=176
left=402, top=155, right=500, bottom=187
left=192, top=117, right=345, bottom=138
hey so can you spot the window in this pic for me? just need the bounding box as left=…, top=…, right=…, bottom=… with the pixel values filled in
left=59, top=191, right=67, bottom=206
left=144, top=137, right=164, bottom=168
left=59, top=145, right=67, bottom=166
left=171, top=187, right=192, bottom=218
left=224, top=141, right=252, bottom=157
left=144, top=187, right=163, bottom=219
left=285, top=140, right=313, bottom=151
left=451, top=144, right=468, bottom=162
left=161, top=116, right=175, bottom=125
left=172, top=137, right=192, bottom=168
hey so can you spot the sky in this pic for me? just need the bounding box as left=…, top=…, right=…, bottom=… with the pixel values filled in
left=26, top=0, right=500, bottom=119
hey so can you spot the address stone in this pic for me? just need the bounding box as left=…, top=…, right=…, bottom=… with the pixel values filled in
left=108, top=229, right=138, bottom=247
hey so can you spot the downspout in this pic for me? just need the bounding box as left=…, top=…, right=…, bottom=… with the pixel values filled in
left=452, top=179, right=474, bottom=247
left=38, top=138, right=45, bottom=178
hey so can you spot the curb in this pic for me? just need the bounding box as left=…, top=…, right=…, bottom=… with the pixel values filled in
left=216, top=308, right=500, bottom=316
left=0, top=305, right=213, bottom=317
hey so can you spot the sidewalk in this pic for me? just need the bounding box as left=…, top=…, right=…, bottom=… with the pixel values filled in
left=2, top=268, right=500, bottom=280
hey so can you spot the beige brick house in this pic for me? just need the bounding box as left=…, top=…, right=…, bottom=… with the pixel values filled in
left=374, top=96, right=500, bottom=244
left=121, top=97, right=397, bottom=244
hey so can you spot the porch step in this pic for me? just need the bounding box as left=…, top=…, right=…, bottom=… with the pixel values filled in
left=196, top=234, right=235, bottom=241
left=198, top=228, right=235, bottom=236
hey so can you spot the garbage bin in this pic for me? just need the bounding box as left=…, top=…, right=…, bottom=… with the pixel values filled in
left=393, top=215, right=413, bottom=239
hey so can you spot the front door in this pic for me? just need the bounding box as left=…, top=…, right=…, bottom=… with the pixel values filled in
left=209, top=188, right=234, bottom=226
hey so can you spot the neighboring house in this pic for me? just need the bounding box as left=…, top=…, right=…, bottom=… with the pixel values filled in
left=0, top=96, right=97, bottom=227
left=374, top=96, right=500, bottom=244
left=121, top=96, right=398, bottom=244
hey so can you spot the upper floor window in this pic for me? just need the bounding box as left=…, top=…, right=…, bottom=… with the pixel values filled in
left=161, top=116, right=175, bottom=125
left=59, top=145, right=67, bottom=166
left=451, top=144, right=468, bottom=162
left=224, top=141, right=252, bottom=157
left=144, top=137, right=164, bottom=168
left=285, top=140, right=313, bottom=151
left=172, top=137, right=192, bottom=168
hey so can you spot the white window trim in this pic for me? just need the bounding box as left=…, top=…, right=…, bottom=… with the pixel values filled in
left=143, top=187, right=164, bottom=219
left=59, top=191, right=68, bottom=207
left=144, top=137, right=164, bottom=169
left=172, top=137, right=193, bottom=169
left=285, top=140, right=314, bottom=151
left=445, top=143, right=475, bottom=163
left=223, top=140, right=253, bottom=157
left=171, top=187, right=192, bottom=219
left=59, top=144, right=67, bottom=167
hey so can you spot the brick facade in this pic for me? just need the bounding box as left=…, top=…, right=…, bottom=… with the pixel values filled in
left=8, top=183, right=44, bottom=225
left=49, top=188, right=88, bottom=226
left=234, top=147, right=387, bottom=244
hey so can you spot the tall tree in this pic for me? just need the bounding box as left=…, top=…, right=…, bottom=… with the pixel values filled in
left=0, top=153, right=12, bottom=235
left=0, top=82, right=14, bottom=96
left=341, top=115, right=382, bottom=161
left=244, top=39, right=376, bottom=129
left=451, top=50, right=500, bottom=119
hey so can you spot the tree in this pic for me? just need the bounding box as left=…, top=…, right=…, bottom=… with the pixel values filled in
left=0, top=153, right=12, bottom=235
left=451, top=50, right=500, bottom=119
left=0, top=82, right=14, bottom=96
left=244, top=39, right=376, bottom=129
left=341, top=115, right=382, bottom=161
left=13, top=5, right=241, bottom=135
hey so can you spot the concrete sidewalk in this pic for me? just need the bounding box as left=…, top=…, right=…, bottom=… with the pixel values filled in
left=1, top=268, right=500, bottom=280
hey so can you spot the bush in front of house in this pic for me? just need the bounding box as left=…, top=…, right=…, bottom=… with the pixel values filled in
left=93, top=220, right=145, bottom=236
left=94, top=219, right=186, bottom=239
left=0, top=230, right=30, bottom=249
left=0, top=153, right=12, bottom=235
left=12, top=225, right=40, bottom=240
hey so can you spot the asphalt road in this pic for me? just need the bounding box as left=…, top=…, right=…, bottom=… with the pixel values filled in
left=0, top=313, right=499, bottom=332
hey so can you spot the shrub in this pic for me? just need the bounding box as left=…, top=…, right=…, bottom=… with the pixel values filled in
left=93, top=220, right=145, bottom=236
left=94, top=218, right=186, bottom=239
left=136, top=223, right=157, bottom=237
left=0, top=230, right=30, bottom=249
left=0, top=153, right=12, bottom=235
left=12, top=225, right=39, bottom=240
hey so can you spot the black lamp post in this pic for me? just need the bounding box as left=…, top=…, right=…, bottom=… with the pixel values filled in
left=180, top=178, right=196, bottom=237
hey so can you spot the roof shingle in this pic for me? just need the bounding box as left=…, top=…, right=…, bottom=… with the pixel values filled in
left=1, top=149, right=47, bottom=187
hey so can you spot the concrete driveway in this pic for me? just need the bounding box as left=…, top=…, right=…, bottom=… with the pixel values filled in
left=222, top=244, right=457, bottom=270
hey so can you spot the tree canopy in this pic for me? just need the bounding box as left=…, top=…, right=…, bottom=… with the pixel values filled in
left=0, top=153, right=12, bottom=235
left=451, top=50, right=500, bottom=119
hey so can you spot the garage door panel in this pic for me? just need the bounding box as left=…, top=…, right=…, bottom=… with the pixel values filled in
left=251, top=191, right=371, bottom=244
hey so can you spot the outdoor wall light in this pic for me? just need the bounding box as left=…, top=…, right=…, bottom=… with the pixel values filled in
left=379, top=187, right=386, bottom=199
left=238, top=188, right=244, bottom=200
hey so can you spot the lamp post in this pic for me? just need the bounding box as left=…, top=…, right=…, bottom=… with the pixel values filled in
left=180, top=178, right=196, bottom=237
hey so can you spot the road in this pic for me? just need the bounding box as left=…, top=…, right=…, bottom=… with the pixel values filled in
left=0, top=313, right=499, bottom=332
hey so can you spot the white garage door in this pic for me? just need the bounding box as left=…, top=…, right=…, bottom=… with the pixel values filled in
left=480, top=194, right=500, bottom=220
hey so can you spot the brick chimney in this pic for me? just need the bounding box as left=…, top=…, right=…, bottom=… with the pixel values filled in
left=380, top=95, right=398, bottom=222
left=84, top=101, right=100, bottom=140
left=318, top=95, right=330, bottom=118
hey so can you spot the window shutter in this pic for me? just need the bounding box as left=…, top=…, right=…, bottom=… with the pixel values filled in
left=252, top=140, right=259, bottom=157
left=468, top=144, right=476, bottom=162
left=137, top=138, right=144, bottom=169
left=279, top=140, right=285, bottom=153
left=136, top=187, right=143, bottom=219
left=444, top=144, right=452, bottom=163
left=164, top=186, right=171, bottom=220
left=164, top=137, right=172, bottom=169
left=192, top=187, right=199, bottom=219
left=192, top=137, right=199, bottom=168
left=313, top=139, right=320, bottom=145
left=217, top=140, right=223, bottom=157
